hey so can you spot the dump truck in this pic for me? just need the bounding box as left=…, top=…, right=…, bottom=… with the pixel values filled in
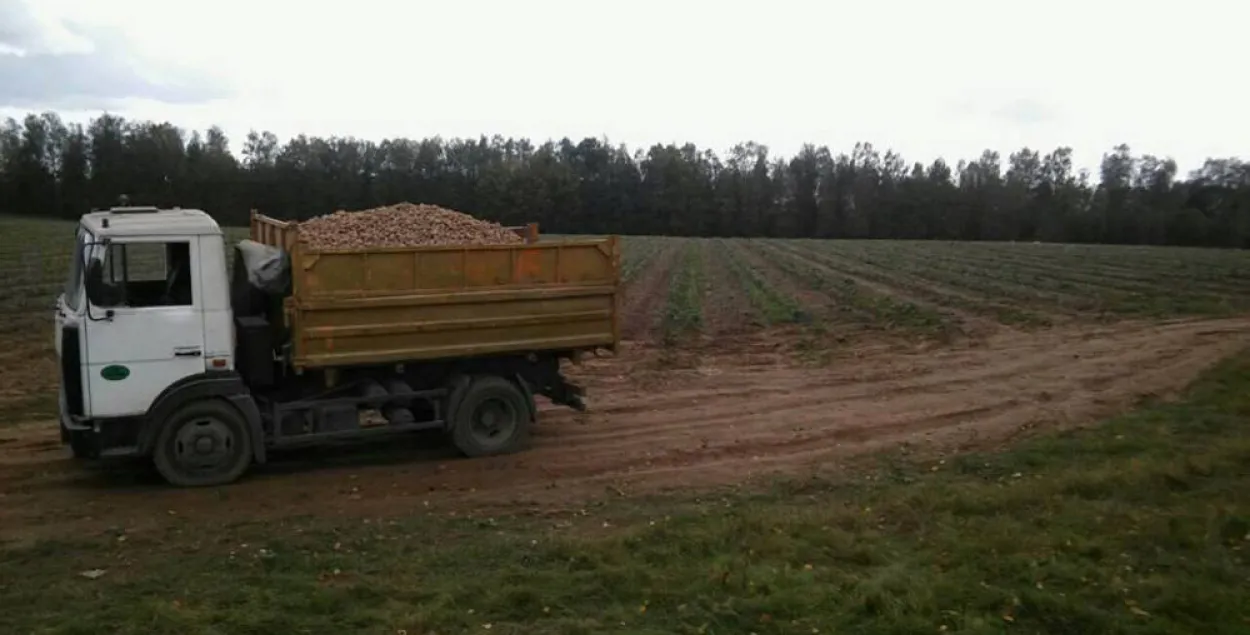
left=54, top=206, right=621, bottom=486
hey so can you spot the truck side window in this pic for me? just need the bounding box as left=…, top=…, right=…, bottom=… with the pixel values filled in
left=98, top=241, right=193, bottom=308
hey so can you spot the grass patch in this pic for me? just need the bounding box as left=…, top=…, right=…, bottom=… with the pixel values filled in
left=5, top=353, right=1250, bottom=633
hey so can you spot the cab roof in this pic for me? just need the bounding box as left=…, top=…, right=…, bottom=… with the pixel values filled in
left=80, top=207, right=223, bottom=238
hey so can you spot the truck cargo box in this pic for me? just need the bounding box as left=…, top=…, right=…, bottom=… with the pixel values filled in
left=250, top=211, right=620, bottom=370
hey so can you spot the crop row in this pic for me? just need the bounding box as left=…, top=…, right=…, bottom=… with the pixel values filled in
left=710, top=239, right=806, bottom=326
left=866, top=242, right=1190, bottom=297
left=620, top=237, right=664, bottom=284
left=814, top=240, right=1250, bottom=318
left=747, top=241, right=952, bottom=334
left=767, top=240, right=1050, bottom=326
left=931, top=242, right=1250, bottom=291
left=830, top=241, right=1096, bottom=312
left=659, top=243, right=704, bottom=345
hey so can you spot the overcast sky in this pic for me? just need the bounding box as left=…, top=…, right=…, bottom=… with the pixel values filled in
left=0, top=0, right=1245, bottom=174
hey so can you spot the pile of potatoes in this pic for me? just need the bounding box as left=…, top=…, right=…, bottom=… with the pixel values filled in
left=299, top=203, right=524, bottom=250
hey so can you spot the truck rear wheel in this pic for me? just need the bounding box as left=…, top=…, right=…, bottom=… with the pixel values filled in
left=152, top=400, right=253, bottom=487
left=449, top=376, right=531, bottom=457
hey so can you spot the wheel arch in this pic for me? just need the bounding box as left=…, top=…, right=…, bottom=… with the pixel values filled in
left=513, top=373, right=538, bottom=422
left=138, top=371, right=266, bottom=464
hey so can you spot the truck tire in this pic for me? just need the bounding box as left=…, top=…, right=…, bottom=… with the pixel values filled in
left=152, top=399, right=253, bottom=487
left=449, top=375, right=531, bottom=457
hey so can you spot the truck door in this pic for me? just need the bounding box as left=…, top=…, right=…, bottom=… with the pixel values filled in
left=56, top=227, right=90, bottom=418
left=83, top=237, right=206, bottom=418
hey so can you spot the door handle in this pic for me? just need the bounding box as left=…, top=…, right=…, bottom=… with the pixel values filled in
left=174, top=348, right=203, bottom=357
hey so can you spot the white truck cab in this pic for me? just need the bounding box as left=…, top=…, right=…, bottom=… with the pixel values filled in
left=57, top=206, right=262, bottom=485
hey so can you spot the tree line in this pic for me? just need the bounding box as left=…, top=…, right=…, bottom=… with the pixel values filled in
left=2, top=111, right=1249, bottom=247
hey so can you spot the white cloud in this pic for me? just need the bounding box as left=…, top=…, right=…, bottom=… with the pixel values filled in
left=0, top=0, right=93, bottom=55
left=0, top=0, right=230, bottom=108
left=8, top=0, right=1249, bottom=173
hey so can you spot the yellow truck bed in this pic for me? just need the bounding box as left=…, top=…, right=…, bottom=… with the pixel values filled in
left=249, top=212, right=620, bottom=370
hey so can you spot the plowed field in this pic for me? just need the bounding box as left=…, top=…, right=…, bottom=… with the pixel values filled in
left=5, top=216, right=1250, bottom=541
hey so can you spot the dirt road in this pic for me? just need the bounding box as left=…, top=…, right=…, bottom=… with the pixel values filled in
left=2, top=316, right=1248, bottom=542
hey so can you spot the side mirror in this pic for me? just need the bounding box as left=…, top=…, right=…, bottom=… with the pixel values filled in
left=84, top=259, right=104, bottom=306
left=84, top=259, right=117, bottom=309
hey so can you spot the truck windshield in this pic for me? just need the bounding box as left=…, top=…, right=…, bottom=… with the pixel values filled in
left=63, top=227, right=89, bottom=311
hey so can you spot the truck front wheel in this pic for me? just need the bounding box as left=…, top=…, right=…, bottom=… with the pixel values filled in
left=152, top=400, right=254, bottom=487
left=449, top=376, right=531, bottom=457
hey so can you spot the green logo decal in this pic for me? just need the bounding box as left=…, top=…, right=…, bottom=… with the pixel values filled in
left=101, top=365, right=130, bottom=381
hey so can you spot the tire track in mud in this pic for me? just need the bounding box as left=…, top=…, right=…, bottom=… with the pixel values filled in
left=539, top=326, right=1200, bottom=459
left=575, top=327, right=1176, bottom=428
left=513, top=317, right=1249, bottom=492
left=3, top=316, right=1250, bottom=540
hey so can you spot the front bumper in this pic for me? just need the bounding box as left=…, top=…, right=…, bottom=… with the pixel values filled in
left=59, top=394, right=141, bottom=459
left=59, top=391, right=92, bottom=433
left=60, top=418, right=99, bottom=460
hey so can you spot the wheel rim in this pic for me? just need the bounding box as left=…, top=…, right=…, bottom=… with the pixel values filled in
left=469, top=397, right=519, bottom=448
left=170, top=415, right=239, bottom=476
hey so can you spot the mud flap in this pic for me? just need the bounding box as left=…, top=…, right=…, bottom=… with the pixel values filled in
left=227, top=393, right=267, bottom=465
left=443, top=374, right=473, bottom=430
left=543, top=377, right=586, bottom=412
